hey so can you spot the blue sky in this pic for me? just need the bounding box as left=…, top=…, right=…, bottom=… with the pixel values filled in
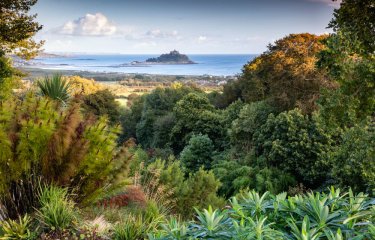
left=32, top=0, right=341, bottom=54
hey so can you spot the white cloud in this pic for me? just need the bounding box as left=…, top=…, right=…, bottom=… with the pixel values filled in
left=133, top=41, right=157, bottom=49
left=145, top=29, right=180, bottom=39
left=58, top=13, right=117, bottom=36
left=246, top=36, right=261, bottom=41
left=198, top=36, right=207, bottom=42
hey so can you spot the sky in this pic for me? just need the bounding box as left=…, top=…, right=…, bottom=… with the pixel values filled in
left=32, top=0, right=341, bottom=54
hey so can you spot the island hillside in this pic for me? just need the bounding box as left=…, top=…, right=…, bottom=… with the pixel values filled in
left=145, top=50, right=195, bottom=64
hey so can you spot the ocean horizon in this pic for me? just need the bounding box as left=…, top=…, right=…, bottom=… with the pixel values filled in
left=27, top=54, right=257, bottom=76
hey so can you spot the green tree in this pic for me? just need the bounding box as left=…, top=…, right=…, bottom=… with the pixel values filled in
left=82, top=89, right=120, bottom=125
left=180, top=134, right=215, bottom=172
left=135, top=86, right=200, bottom=149
left=329, top=0, right=375, bottom=54
left=230, top=101, right=274, bottom=153
left=254, top=109, right=332, bottom=187
left=0, top=56, right=22, bottom=100
left=178, top=168, right=225, bottom=219
left=223, top=34, right=333, bottom=113
left=330, top=120, right=375, bottom=192
left=119, top=94, right=145, bottom=143
left=170, top=93, right=225, bottom=153
left=0, top=0, right=43, bottom=58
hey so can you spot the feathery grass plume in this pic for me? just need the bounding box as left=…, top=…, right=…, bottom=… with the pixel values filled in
left=37, top=74, right=71, bottom=103
left=104, top=139, right=136, bottom=197
left=0, top=93, right=132, bottom=215
left=137, top=160, right=176, bottom=216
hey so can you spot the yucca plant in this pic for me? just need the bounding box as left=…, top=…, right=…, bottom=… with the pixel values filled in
left=37, top=74, right=71, bottom=103
left=0, top=214, right=34, bottom=240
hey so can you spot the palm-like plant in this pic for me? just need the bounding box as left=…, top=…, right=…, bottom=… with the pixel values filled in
left=237, top=190, right=273, bottom=218
left=37, top=74, right=71, bottom=103
left=288, top=216, right=322, bottom=240
left=0, top=214, right=33, bottom=240
left=149, top=217, right=190, bottom=240
left=190, top=206, right=232, bottom=239
left=232, top=216, right=283, bottom=240
left=294, top=192, right=343, bottom=231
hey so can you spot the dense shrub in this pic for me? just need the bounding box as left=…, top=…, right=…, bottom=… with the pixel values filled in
left=229, top=101, right=274, bottom=153
left=170, top=93, right=225, bottom=153
left=330, top=120, right=375, bottom=193
left=142, top=160, right=225, bottom=219
left=180, top=134, right=215, bottom=172
left=82, top=89, right=120, bottom=125
left=0, top=94, right=132, bottom=218
left=254, top=109, right=333, bottom=187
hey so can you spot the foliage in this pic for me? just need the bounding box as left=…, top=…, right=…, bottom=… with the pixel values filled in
left=148, top=217, right=189, bottom=240
left=171, top=93, right=225, bottom=153
left=177, top=169, right=225, bottom=219
left=329, top=0, right=375, bottom=54
left=190, top=206, right=231, bottom=239
left=135, top=86, right=200, bottom=149
left=230, top=101, right=274, bottom=153
left=141, top=160, right=224, bottom=219
left=82, top=89, right=120, bottom=125
left=0, top=0, right=43, bottom=58
left=254, top=109, right=332, bottom=187
left=174, top=188, right=375, bottom=239
left=113, top=214, right=151, bottom=240
left=0, top=93, right=132, bottom=218
left=119, top=94, right=145, bottom=142
left=180, top=134, right=214, bottom=172
left=67, top=76, right=104, bottom=95
left=0, top=56, right=22, bottom=100
left=214, top=159, right=296, bottom=198
left=36, top=186, right=77, bottom=232
left=330, top=120, right=375, bottom=193
left=0, top=214, right=33, bottom=240
left=223, top=33, right=333, bottom=113
left=37, top=74, right=71, bottom=103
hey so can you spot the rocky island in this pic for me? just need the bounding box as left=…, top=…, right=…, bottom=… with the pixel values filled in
left=140, top=50, right=195, bottom=64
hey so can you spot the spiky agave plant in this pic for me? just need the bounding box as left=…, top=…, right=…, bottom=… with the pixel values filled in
left=37, top=74, right=71, bottom=103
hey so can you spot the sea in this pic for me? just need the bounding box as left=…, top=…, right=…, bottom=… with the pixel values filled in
left=28, top=54, right=257, bottom=76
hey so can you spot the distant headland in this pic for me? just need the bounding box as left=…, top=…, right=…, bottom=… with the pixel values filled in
left=132, top=50, right=196, bottom=65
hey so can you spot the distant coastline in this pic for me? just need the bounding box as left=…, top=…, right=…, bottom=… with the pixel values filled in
left=13, top=54, right=256, bottom=76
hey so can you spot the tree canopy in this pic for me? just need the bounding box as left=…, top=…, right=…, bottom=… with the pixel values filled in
left=223, top=33, right=334, bottom=113
left=0, top=0, right=43, bottom=59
